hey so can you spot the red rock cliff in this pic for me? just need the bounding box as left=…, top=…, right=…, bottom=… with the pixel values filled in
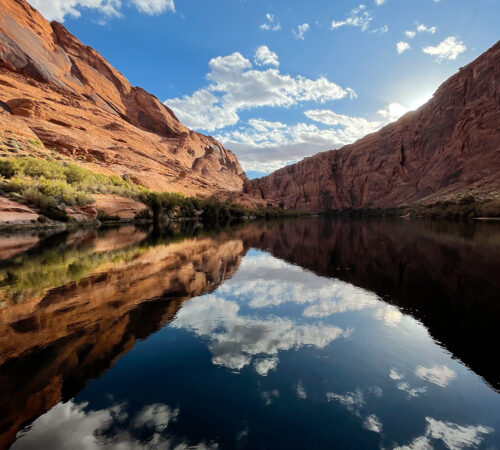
left=0, top=0, right=246, bottom=196
left=245, top=41, right=500, bottom=211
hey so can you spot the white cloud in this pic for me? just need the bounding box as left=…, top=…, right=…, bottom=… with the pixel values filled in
left=260, top=13, right=281, bottom=31
left=377, top=102, right=409, bottom=120
left=172, top=294, right=350, bottom=373
left=416, top=23, right=437, bottom=34
left=304, top=109, right=381, bottom=133
left=12, top=401, right=117, bottom=449
left=254, top=45, right=279, bottom=66
left=423, top=37, right=467, bottom=61
left=296, top=381, right=307, bottom=399
left=26, top=0, right=174, bottom=21
left=415, top=365, right=457, bottom=387
left=215, top=100, right=409, bottom=172
left=396, top=381, right=427, bottom=398
left=405, top=23, right=436, bottom=40
left=397, top=41, right=411, bottom=54
left=254, top=357, right=279, bottom=376
left=389, top=368, right=427, bottom=398
left=389, top=368, right=404, bottom=380
left=373, top=25, right=389, bottom=34
left=133, top=403, right=179, bottom=431
left=331, top=4, right=373, bottom=32
left=327, top=390, right=365, bottom=413
left=364, top=414, right=383, bottom=433
left=375, top=0, right=386, bottom=5
left=216, top=113, right=380, bottom=173
left=394, top=417, right=493, bottom=450
left=12, top=401, right=207, bottom=450
left=165, top=51, right=352, bottom=132
left=373, top=304, right=403, bottom=326
left=293, top=23, right=310, bottom=40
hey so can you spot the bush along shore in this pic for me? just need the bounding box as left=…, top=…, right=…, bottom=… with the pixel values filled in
left=0, top=156, right=299, bottom=231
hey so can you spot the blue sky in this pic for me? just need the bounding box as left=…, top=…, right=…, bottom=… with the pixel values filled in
left=29, top=0, right=499, bottom=177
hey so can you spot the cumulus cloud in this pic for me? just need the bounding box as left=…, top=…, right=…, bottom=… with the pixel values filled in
left=397, top=41, right=411, bottom=54
left=377, top=102, right=409, bottom=120
left=416, top=23, right=437, bottom=34
left=389, top=368, right=427, bottom=398
left=133, top=403, right=179, bottom=431
left=165, top=51, right=352, bottom=132
left=296, top=381, right=307, bottom=399
left=254, top=46, right=279, bottom=66
left=260, top=13, right=281, bottom=31
left=373, top=304, right=403, bottom=326
left=27, top=0, right=174, bottom=21
left=327, top=390, right=365, bottom=413
left=389, top=368, right=404, bottom=380
left=394, top=418, right=493, bottom=450
left=374, top=0, right=386, bottom=5
left=12, top=401, right=207, bottom=450
left=331, top=4, right=373, bottom=32
left=215, top=108, right=384, bottom=172
left=254, top=357, right=279, bottom=376
left=218, top=252, right=381, bottom=314
left=172, top=294, right=350, bottom=373
left=423, top=37, right=467, bottom=61
left=293, top=23, right=310, bottom=40
left=327, top=388, right=384, bottom=434
left=415, top=365, right=457, bottom=387
left=363, top=414, right=383, bottom=433
left=404, top=23, right=436, bottom=41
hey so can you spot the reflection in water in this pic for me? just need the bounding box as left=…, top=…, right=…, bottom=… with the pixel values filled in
left=172, top=293, right=351, bottom=374
left=0, top=218, right=499, bottom=449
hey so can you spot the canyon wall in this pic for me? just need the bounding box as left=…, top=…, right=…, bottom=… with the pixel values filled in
left=0, top=0, right=246, bottom=197
left=245, top=42, right=500, bottom=211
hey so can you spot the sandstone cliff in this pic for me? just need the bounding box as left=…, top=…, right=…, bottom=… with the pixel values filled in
left=245, top=42, right=500, bottom=211
left=0, top=0, right=246, bottom=197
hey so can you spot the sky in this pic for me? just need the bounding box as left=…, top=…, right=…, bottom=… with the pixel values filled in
left=27, top=0, right=499, bottom=178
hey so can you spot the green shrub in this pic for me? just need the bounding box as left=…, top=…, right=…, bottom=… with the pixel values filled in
left=0, top=159, right=17, bottom=178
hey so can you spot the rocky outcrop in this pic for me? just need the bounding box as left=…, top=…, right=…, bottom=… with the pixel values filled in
left=245, top=42, right=500, bottom=211
left=0, top=196, right=38, bottom=223
left=0, top=0, right=246, bottom=197
left=93, top=194, right=149, bottom=220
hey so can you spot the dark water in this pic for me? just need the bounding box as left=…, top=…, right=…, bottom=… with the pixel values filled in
left=0, top=218, right=499, bottom=449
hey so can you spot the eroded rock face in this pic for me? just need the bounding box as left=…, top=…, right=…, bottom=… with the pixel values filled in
left=0, top=0, right=246, bottom=196
left=93, top=194, right=149, bottom=220
left=0, top=196, right=38, bottom=223
left=245, top=42, right=500, bottom=211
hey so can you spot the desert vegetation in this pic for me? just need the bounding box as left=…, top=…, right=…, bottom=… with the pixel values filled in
left=0, top=155, right=296, bottom=224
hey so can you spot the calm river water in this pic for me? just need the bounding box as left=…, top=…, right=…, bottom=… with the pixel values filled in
left=0, top=218, right=499, bottom=449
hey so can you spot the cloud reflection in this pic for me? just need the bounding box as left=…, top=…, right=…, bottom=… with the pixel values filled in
left=394, top=417, right=493, bottom=450
left=218, top=252, right=401, bottom=326
left=173, top=295, right=351, bottom=373
left=13, top=401, right=216, bottom=450
left=415, top=365, right=457, bottom=388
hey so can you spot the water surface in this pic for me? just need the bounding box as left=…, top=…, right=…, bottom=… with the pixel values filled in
left=0, top=219, right=499, bottom=449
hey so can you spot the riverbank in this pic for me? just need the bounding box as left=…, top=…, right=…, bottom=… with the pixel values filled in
left=0, top=155, right=301, bottom=232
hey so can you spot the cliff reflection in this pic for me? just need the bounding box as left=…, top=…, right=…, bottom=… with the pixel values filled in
left=235, top=218, right=500, bottom=390
left=0, top=224, right=244, bottom=449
